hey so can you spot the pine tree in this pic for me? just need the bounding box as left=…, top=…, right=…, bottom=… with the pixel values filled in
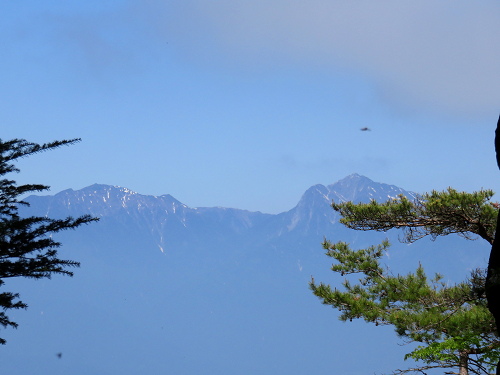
left=487, top=116, right=500, bottom=375
left=0, top=138, right=98, bottom=344
left=310, top=187, right=500, bottom=374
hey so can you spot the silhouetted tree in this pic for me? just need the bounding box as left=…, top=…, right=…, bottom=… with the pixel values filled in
left=487, top=116, right=500, bottom=374
left=311, top=187, right=500, bottom=374
left=0, top=138, right=98, bottom=344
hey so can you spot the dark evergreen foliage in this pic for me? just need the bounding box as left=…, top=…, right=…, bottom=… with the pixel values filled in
left=311, top=187, right=500, bottom=374
left=332, top=188, right=497, bottom=245
left=0, top=138, right=98, bottom=344
left=486, top=115, right=500, bottom=374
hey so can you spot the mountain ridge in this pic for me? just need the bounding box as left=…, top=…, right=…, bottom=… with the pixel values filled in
left=5, top=173, right=490, bottom=375
left=20, top=174, right=415, bottom=248
left=23, top=173, right=414, bottom=216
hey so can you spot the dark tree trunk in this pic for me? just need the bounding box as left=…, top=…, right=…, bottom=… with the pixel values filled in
left=486, top=115, right=500, bottom=375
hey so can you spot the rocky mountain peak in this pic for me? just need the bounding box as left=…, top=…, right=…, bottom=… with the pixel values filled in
left=327, top=173, right=414, bottom=204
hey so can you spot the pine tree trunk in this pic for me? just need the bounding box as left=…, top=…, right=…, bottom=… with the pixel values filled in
left=458, top=351, right=468, bottom=375
left=486, top=115, right=500, bottom=375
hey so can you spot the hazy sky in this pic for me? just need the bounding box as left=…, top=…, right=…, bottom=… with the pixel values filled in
left=2, top=1, right=500, bottom=213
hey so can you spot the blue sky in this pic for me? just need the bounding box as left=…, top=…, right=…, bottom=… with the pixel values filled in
left=2, top=1, right=500, bottom=214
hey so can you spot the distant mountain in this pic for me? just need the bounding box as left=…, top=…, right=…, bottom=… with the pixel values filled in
left=273, top=173, right=416, bottom=236
left=19, top=173, right=415, bottom=253
left=5, top=174, right=488, bottom=375
left=22, top=183, right=273, bottom=255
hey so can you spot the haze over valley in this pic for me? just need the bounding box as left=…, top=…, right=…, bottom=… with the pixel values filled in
left=1, top=174, right=490, bottom=375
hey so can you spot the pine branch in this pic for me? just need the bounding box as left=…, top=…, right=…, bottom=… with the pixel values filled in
left=0, top=137, right=98, bottom=344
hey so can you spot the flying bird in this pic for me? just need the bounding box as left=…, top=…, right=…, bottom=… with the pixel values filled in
left=360, top=127, right=371, bottom=131
left=56, top=353, right=62, bottom=359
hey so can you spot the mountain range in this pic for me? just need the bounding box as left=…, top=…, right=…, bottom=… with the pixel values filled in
left=1, top=174, right=490, bottom=375
left=20, top=173, right=415, bottom=251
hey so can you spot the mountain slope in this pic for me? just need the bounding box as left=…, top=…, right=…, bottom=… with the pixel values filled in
left=20, top=174, right=415, bottom=251
left=4, top=174, right=489, bottom=375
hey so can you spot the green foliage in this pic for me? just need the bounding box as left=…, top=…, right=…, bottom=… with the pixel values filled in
left=312, top=189, right=500, bottom=374
left=310, top=240, right=496, bottom=342
left=332, top=188, right=498, bottom=244
left=0, top=138, right=99, bottom=344
left=405, top=334, right=500, bottom=373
